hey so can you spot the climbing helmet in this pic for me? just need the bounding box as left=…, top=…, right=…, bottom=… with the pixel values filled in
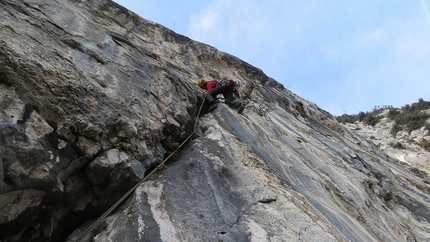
left=197, top=78, right=206, bottom=87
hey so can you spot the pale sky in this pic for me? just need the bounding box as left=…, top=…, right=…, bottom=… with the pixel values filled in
left=113, top=0, right=430, bottom=116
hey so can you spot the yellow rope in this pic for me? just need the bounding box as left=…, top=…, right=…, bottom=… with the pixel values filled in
left=75, top=97, right=206, bottom=242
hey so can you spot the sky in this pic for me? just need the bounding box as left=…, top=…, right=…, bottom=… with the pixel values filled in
left=113, top=0, right=430, bottom=116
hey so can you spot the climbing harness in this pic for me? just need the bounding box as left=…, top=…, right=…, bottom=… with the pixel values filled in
left=75, top=96, right=206, bottom=242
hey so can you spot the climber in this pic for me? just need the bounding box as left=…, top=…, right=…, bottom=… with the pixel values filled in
left=197, top=77, right=245, bottom=114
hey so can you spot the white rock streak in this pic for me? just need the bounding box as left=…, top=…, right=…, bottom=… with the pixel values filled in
left=141, top=182, right=179, bottom=242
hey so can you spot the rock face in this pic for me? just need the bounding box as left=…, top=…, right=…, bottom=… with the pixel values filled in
left=0, top=0, right=429, bottom=241
left=343, top=109, right=430, bottom=175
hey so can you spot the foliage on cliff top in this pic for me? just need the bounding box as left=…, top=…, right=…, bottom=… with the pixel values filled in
left=336, top=98, right=430, bottom=133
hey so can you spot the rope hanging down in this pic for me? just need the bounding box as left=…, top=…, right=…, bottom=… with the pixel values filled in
left=75, top=96, right=206, bottom=242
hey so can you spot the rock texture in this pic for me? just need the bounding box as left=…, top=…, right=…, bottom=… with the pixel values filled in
left=343, top=109, right=430, bottom=179
left=0, top=0, right=429, bottom=241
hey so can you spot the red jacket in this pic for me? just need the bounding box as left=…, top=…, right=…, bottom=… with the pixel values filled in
left=205, top=80, right=218, bottom=92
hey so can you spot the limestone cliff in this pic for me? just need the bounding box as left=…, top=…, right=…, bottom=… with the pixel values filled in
left=0, top=0, right=429, bottom=241
left=343, top=109, right=430, bottom=178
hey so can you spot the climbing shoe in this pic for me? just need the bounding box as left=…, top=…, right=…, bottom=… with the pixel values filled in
left=208, top=103, right=218, bottom=112
left=238, top=104, right=245, bottom=114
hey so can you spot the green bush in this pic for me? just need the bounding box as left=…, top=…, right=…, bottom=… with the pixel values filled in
left=390, top=123, right=402, bottom=137
left=357, top=111, right=366, bottom=122
left=389, top=98, right=430, bottom=133
left=414, top=98, right=430, bottom=110
left=336, top=114, right=356, bottom=124
left=336, top=98, right=430, bottom=133
left=395, top=110, right=430, bottom=132
left=363, top=115, right=382, bottom=127
left=419, top=138, right=430, bottom=151
left=387, top=109, right=400, bottom=119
